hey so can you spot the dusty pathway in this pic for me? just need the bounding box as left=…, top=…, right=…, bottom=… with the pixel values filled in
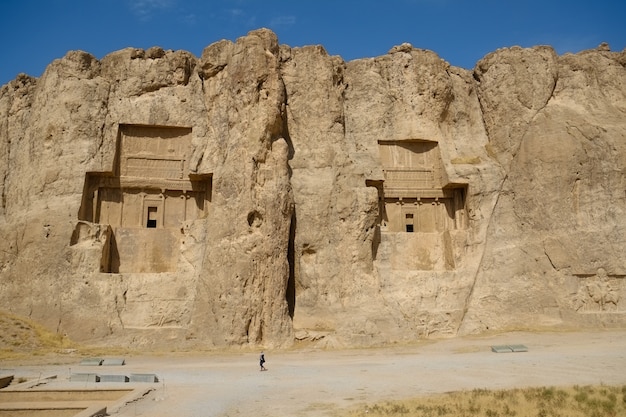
left=3, top=330, right=626, bottom=417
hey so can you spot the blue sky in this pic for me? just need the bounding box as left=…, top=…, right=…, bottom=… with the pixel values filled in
left=1, top=0, right=625, bottom=86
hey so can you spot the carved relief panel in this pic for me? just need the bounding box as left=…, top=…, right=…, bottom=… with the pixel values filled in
left=572, top=268, right=625, bottom=313
left=119, top=124, right=190, bottom=179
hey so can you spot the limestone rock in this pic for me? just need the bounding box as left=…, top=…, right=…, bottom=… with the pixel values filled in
left=0, top=29, right=625, bottom=349
left=460, top=45, right=626, bottom=333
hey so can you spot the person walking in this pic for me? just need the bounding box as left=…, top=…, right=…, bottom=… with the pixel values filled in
left=259, top=351, right=266, bottom=371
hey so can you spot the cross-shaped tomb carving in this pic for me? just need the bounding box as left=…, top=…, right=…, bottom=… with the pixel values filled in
left=372, top=140, right=467, bottom=234
left=74, top=124, right=212, bottom=273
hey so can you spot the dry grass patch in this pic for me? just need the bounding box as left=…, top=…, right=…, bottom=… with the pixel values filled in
left=0, top=311, right=74, bottom=360
left=0, top=310, right=143, bottom=362
left=348, top=385, right=626, bottom=417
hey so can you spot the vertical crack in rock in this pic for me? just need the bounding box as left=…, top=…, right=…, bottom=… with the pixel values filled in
left=544, top=245, right=558, bottom=271
left=0, top=89, right=8, bottom=213
left=93, top=82, right=111, bottom=166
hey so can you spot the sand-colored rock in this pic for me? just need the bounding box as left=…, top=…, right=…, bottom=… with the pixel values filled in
left=0, top=29, right=625, bottom=349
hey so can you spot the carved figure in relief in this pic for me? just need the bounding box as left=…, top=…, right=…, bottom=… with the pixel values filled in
left=573, top=268, right=620, bottom=312
left=586, top=268, right=619, bottom=311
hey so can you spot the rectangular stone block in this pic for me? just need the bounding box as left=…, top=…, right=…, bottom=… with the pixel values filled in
left=491, top=345, right=513, bottom=353
left=491, top=344, right=528, bottom=353
left=70, top=373, right=100, bottom=382
left=102, top=358, right=126, bottom=366
left=99, top=374, right=129, bottom=382
left=79, top=358, right=103, bottom=366
left=130, top=373, right=159, bottom=383
left=509, top=344, right=528, bottom=352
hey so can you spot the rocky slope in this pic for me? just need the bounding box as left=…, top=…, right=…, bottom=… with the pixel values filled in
left=0, top=29, right=624, bottom=349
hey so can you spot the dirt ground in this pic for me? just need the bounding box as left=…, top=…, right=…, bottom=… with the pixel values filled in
left=2, top=329, right=625, bottom=417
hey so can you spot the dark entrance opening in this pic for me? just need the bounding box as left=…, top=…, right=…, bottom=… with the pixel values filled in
left=147, top=206, right=158, bottom=228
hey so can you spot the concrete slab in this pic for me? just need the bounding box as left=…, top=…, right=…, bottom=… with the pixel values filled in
left=3, top=375, right=57, bottom=390
left=491, top=344, right=528, bottom=353
left=99, top=375, right=129, bottom=383
left=102, top=358, right=125, bottom=366
left=70, top=373, right=100, bottom=383
left=509, top=344, right=528, bottom=352
left=491, top=345, right=513, bottom=353
left=130, top=373, right=159, bottom=383
left=0, top=386, right=147, bottom=417
left=0, top=403, right=90, bottom=417
left=0, top=389, right=133, bottom=402
left=79, top=358, right=103, bottom=366
left=0, top=400, right=105, bottom=408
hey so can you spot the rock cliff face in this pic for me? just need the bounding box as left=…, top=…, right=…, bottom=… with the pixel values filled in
left=1, top=29, right=625, bottom=349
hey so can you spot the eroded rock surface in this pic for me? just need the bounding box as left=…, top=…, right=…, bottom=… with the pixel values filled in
left=0, top=29, right=625, bottom=349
